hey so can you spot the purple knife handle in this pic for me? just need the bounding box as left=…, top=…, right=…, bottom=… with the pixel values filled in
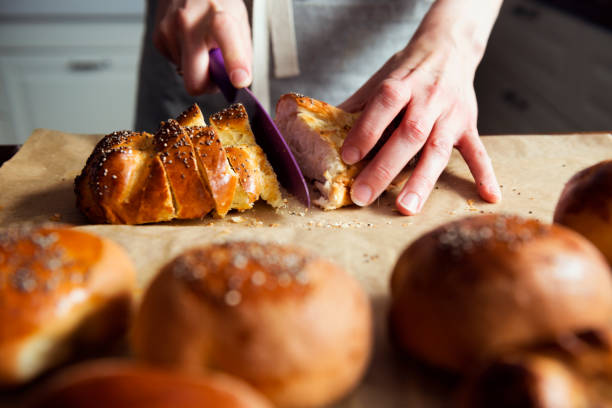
left=209, top=48, right=237, bottom=102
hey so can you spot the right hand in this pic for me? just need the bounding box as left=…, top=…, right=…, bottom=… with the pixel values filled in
left=153, top=0, right=252, bottom=95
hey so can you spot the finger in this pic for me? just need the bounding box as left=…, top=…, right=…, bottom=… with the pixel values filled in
left=209, top=9, right=252, bottom=88
left=154, top=14, right=181, bottom=66
left=395, top=120, right=456, bottom=215
left=457, top=131, right=502, bottom=203
left=341, top=78, right=411, bottom=165
left=349, top=99, right=439, bottom=206
left=173, top=8, right=212, bottom=95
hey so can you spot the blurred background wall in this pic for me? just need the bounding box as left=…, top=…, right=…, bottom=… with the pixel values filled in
left=0, top=0, right=610, bottom=144
left=475, top=0, right=612, bottom=134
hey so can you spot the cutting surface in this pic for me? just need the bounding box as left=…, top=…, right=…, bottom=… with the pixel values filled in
left=0, top=129, right=611, bottom=406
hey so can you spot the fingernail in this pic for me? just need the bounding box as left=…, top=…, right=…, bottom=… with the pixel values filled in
left=230, top=69, right=250, bottom=88
left=399, top=193, right=420, bottom=214
left=351, top=183, right=372, bottom=206
left=485, top=183, right=502, bottom=202
left=342, top=146, right=361, bottom=165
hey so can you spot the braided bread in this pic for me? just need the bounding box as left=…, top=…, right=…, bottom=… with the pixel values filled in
left=75, top=104, right=283, bottom=224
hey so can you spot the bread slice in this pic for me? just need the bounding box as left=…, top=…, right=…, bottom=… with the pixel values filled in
left=155, top=120, right=215, bottom=219
left=187, top=126, right=238, bottom=217
left=275, top=93, right=361, bottom=210
left=176, top=103, right=207, bottom=128
left=209, top=104, right=284, bottom=210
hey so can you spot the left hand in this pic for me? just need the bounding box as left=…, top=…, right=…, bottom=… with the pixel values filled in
left=339, top=10, right=502, bottom=215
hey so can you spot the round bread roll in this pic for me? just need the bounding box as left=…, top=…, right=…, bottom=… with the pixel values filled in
left=458, top=352, right=586, bottom=408
left=554, top=160, right=612, bottom=266
left=132, top=241, right=372, bottom=408
left=28, top=359, right=272, bottom=408
left=0, top=224, right=136, bottom=386
left=389, top=214, right=612, bottom=372
left=458, top=329, right=612, bottom=408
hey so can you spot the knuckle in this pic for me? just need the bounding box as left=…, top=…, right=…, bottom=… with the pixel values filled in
left=354, top=121, right=380, bottom=146
left=175, top=9, right=190, bottom=31
left=211, top=11, right=232, bottom=32
left=397, top=119, right=428, bottom=145
left=377, top=80, right=404, bottom=109
left=369, top=162, right=396, bottom=186
left=409, top=172, right=436, bottom=193
left=428, top=137, right=452, bottom=159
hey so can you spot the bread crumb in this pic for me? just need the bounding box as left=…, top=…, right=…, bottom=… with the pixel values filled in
left=230, top=216, right=245, bottom=223
left=49, top=213, right=62, bottom=222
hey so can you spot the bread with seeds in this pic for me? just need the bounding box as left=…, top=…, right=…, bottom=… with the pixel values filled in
left=131, top=241, right=372, bottom=408
left=389, top=214, right=612, bottom=372
left=0, top=224, right=135, bottom=386
left=75, top=103, right=283, bottom=224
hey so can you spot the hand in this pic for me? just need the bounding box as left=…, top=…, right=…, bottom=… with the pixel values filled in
left=339, top=0, right=503, bottom=215
left=153, top=0, right=252, bottom=95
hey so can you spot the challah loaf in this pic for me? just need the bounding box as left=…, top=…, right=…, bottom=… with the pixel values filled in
left=75, top=103, right=283, bottom=224
left=0, top=224, right=136, bottom=386
left=131, top=241, right=372, bottom=408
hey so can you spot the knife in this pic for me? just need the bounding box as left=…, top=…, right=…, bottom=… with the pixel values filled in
left=208, top=48, right=310, bottom=208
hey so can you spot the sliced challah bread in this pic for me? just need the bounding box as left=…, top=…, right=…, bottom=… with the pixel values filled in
left=75, top=103, right=283, bottom=224
left=274, top=93, right=361, bottom=210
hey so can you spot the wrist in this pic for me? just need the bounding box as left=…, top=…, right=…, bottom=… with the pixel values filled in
left=411, top=0, right=503, bottom=72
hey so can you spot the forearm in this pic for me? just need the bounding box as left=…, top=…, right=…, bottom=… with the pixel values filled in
left=411, top=0, right=504, bottom=71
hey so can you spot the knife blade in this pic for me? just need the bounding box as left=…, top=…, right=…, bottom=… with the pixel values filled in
left=208, top=48, right=310, bottom=207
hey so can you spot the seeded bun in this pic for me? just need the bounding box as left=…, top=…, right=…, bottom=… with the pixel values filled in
left=131, top=242, right=372, bottom=408
left=458, top=329, right=612, bottom=408
left=28, top=359, right=273, bottom=408
left=554, top=160, right=612, bottom=267
left=0, top=224, right=136, bottom=386
left=389, top=214, right=612, bottom=372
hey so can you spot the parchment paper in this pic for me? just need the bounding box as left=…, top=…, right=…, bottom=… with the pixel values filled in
left=1, top=129, right=611, bottom=406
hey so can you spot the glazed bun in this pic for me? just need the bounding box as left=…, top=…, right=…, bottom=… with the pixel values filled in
left=28, top=360, right=272, bottom=408
left=0, top=224, right=136, bottom=386
left=389, top=214, right=612, bottom=372
left=554, top=160, right=612, bottom=266
left=458, top=329, right=612, bottom=408
left=132, top=241, right=372, bottom=408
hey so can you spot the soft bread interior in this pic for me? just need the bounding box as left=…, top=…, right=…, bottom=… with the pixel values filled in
left=275, top=94, right=358, bottom=210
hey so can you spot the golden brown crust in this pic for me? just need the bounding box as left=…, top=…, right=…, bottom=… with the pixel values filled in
left=0, top=225, right=136, bottom=386
left=75, top=131, right=154, bottom=224
left=275, top=93, right=360, bottom=210
left=458, top=329, right=612, bottom=408
left=135, top=156, right=175, bottom=224
left=187, top=126, right=238, bottom=217
left=132, top=242, right=372, bottom=408
left=209, top=104, right=257, bottom=147
left=554, top=160, right=612, bottom=266
left=389, top=214, right=612, bottom=372
left=225, top=146, right=260, bottom=206
left=176, top=103, right=206, bottom=128
left=28, top=360, right=273, bottom=408
left=75, top=103, right=283, bottom=224
left=155, top=120, right=215, bottom=219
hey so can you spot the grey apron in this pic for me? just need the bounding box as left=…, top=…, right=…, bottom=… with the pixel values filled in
left=135, top=0, right=432, bottom=133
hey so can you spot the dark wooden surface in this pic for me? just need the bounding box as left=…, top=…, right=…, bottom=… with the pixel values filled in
left=0, top=145, right=20, bottom=167
left=536, top=0, right=612, bottom=30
